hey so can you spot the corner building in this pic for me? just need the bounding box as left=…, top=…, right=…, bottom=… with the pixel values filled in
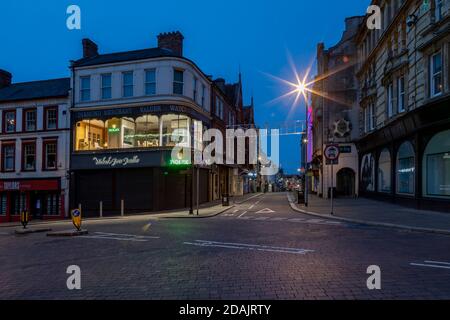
left=69, top=32, right=213, bottom=215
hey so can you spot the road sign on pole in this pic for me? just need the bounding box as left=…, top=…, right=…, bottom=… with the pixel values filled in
left=324, top=145, right=340, bottom=215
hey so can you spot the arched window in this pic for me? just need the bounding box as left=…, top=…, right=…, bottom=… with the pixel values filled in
left=378, top=149, right=391, bottom=193
left=161, top=114, right=190, bottom=147
left=423, top=130, right=450, bottom=198
left=361, top=153, right=375, bottom=191
left=135, top=115, right=160, bottom=147
left=396, top=141, right=415, bottom=195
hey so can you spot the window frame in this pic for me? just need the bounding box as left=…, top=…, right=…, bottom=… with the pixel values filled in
left=193, top=77, right=198, bottom=102
left=122, top=71, right=134, bottom=98
left=23, top=108, right=37, bottom=132
left=173, top=69, right=184, bottom=95
left=201, top=84, right=206, bottom=108
left=1, top=141, right=16, bottom=172
left=44, top=106, right=58, bottom=131
left=435, top=0, right=443, bottom=21
left=387, top=82, right=394, bottom=118
left=80, top=76, right=91, bottom=102
left=145, top=69, right=157, bottom=96
left=397, top=76, right=405, bottom=113
left=42, top=139, right=58, bottom=171
left=101, top=73, right=112, bottom=100
left=430, top=51, right=443, bottom=98
left=3, top=110, right=16, bottom=133
left=21, top=140, right=36, bottom=172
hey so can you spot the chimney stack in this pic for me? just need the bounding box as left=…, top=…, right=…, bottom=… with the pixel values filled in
left=82, top=38, right=99, bottom=58
left=157, top=31, right=184, bottom=56
left=0, top=69, right=12, bottom=88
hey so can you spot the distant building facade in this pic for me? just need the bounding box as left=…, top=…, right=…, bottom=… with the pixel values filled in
left=311, top=16, right=364, bottom=199
left=356, top=0, right=450, bottom=212
left=0, top=72, right=70, bottom=222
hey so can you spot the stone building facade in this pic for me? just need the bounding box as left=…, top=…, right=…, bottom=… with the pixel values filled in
left=356, top=0, right=450, bottom=212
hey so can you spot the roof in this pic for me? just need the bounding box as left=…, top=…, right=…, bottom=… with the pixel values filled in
left=72, top=47, right=177, bottom=67
left=0, top=78, right=70, bottom=103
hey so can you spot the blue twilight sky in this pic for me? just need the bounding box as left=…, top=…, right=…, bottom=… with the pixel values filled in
left=0, top=0, right=370, bottom=174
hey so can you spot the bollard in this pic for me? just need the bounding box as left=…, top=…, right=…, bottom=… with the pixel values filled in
left=121, top=199, right=124, bottom=217
left=99, top=201, right=103, bottom=218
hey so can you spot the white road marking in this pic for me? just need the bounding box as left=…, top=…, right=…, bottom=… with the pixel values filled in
left=410, top=263, right=450, bottom=270
left=271, top=218, right=287, bottom=221
left=254, top=217, right=270, bottom=220
left=80, top=235, right=149, bottom=242
left=184, top=240, right=314, bottom=255
left=238, top=211, right=248, bottom=218
left=95, top=232, right=160, bottom=239
left=255, top=208, right=275, bottom=214
left=232, top=209, right=239, bottom=213
left=424, top=260, right=450, bottom=266
left=80, top=232, right=160, bottom=242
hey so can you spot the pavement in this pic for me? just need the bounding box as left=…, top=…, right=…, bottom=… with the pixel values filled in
left=288, top=192, right=450, bottom=235
left=1, top=192, right=450, bottom=300
left=0, top=192, right=263, bottom=228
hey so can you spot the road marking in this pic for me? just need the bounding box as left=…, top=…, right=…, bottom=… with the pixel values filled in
left=233, top=209, right=239, bottom=213
left=254, top=217, right=270, bottom=220
left=184, top=240, right=314, bottom=255
left=80, top=232, right=160, bottom=242
left=95, top=232, right=160, bottom=239
left=271, top=217, right=287, bottom=221
left=255, top=208, right=275, bottom=214
left=424, top=260, right=450, bottom=266
left=410, top=260, right=450, bottom=270
left=238, top=211, right=248, bottom=218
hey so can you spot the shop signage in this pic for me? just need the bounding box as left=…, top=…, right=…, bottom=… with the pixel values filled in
left=108, top=127, right=120, bottom=133
left=73, top=105, right=210, bottom=123
left=339, top=146, right=352, bottom=154
left=0, top=179, right=59, bottom=192
left=92, top=155, right=140, bottom=167
left=169, top=159, right=190, bottom=165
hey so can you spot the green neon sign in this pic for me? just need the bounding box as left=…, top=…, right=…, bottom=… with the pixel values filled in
left=108, top=127, right=120, bottom=133
left=169, top=159, right=191, bottom=165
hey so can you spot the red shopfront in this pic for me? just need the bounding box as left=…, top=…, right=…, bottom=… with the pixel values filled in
left=0, top=178, right=64, bottom=223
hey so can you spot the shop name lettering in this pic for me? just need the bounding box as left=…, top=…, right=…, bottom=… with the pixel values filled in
left=92, top=156, right=140, bottom=167
left=76, top=105, right=190, bottom=119
left=3, top=181, right=20, bottom=190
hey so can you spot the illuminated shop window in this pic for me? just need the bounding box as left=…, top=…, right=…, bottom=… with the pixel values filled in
left=423, top=129, right=450, bottom=198
left=396, top=141, right=415, bottom=195
left=75, top=114, right=193, bottom=150
left=378, top=149, right=392, bottom=193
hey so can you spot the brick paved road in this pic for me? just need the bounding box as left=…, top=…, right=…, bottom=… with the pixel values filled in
left=1, top=192, right=450, bottom=299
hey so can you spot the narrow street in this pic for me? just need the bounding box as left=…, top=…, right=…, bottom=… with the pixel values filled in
left=1, top=192, right=449, bottom=300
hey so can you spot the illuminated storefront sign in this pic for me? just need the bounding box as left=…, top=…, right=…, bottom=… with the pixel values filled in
left=169, top=159, right=190, bottom=165
left=92, top=155, right=140, bottom=167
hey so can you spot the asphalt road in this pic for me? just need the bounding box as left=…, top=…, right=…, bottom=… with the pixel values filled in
left=1, top=192, right=450, bottom=299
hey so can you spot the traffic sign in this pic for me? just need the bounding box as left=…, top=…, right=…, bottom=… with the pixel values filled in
left=71, top=209, right=82, bottom=231
left=324, top=145, right=340, bottom=161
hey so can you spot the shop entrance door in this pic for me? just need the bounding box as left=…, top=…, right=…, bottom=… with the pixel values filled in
left=29, top=192, right=44, bottom=219
left=336, top=168, right=356, bottom=197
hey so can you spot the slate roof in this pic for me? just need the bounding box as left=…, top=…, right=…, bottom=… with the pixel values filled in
left=72, top=47, right=177, bottom=68
left=0, top=78, right=70, bottom=102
